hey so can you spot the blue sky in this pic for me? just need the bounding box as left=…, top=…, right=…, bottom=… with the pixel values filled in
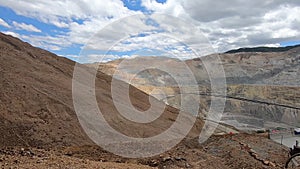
left=122, top=0, right=148, bottom=11
left=0, top=0, right=299, bottom=63
left=280, top=40, right=300, bottom=47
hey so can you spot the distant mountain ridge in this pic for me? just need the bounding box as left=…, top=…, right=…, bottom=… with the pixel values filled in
left=225, top=44, right=300, bottom=53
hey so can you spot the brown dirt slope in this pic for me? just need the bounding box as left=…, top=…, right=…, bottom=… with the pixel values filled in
left=0, top=33, right=90, bottom=147
left=0, top=32, right=204, bottom=148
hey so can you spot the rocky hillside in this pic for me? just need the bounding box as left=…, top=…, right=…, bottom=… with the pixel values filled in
left=94, top=46, right=300, bottom=131
left=0, top=32, right=204, bottom=148
left=0, top=33, right=90, bottom=147
left=187, top=46, right=300, bottom=85
left=189, top=47, right=300, bottom=130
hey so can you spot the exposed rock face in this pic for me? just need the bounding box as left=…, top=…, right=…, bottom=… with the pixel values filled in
left=94, top=46, right=300, bottom=131
left=187, top=47, right=300, bottom=85
left=188, top=49, right=300, bottom=130
left=87, top=57, right=188, bottom=86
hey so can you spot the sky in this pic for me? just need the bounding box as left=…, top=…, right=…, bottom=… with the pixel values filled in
left=0, top=0, right=300, bottom=63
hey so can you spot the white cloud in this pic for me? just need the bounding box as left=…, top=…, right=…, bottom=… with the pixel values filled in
left=0, top=18, right=10, bottom=28
left=0, top=0, right=143, bottom=56
left=80, top=14, right=214, bottom=62
left=12, top=21, right=41, bottom=32
left=142, top=0, right=185, bottom=17
left=85, top=54, right=133, bottom=63
left=81, top=15, right=155, bottom=50
left=65, top=54, right=80, bottom=58
left=0, top=0, right=139, bottom=28
left=141, top=0, right=300, bottom=52
left=1, top=0, right=300, bottom=62
left=2, top=31, right=20, bottom=38
left=14, top=34, right=71, bottom=51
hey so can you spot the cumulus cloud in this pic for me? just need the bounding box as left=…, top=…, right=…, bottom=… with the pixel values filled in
left=142, top=0, right=300, bottom=52
left=12, top=21, right=41, bottom=32
left=2, top=31, right=20, bottom=38
left=0, top=0, right=143, bottom=57
left=142, top=0, right=185, bottom=17
left=79, top=13, right=214, bottom=62
left=0, top=18, right=10, bottom=28
left=12, top=34, right=70, bottom=51
left=0, top=0, right=139, bottom=28
left=1, top=0, right=300, bottom=62
left=87, top=54, right=130, bottom=63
